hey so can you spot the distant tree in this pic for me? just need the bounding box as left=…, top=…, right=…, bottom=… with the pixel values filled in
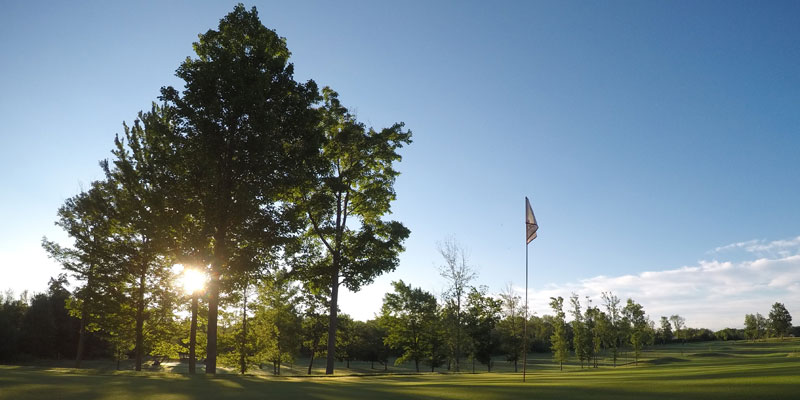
left=585, top=306, right=607, bottom=368
left=756, top=313, right=768, bottom=339
left=254, top=274, right=301, bottom=375
left=438, top=237, right=477, bottom=372
left=355, top=319, right=390, bottom=371
left=0, top=291, right=28, bottom=360
left=19, top=294, right=56, bottom=358
left=768, top=302, right=792, bottom=339
left=669, top=315, right=686, bottom=344
left=381, top=280, right=438, bottom=372
left=549, top=296, right=569, bottom=370
left=425, top=313, right=449, bottom=372
left=601, top=292, right=622, bottom=367
left=715, top=327, right=742, bottom=341
left=622, top=299, right=648, bottom=365
left=659, top=316, right=673, bottom=344
left=464, top=286, right=502, bottom=372
left=569, top=294, right=590, bottom=368
left=530, top=315, right=556, bottom=353
left=292, top=88, right=411, bottom=375
left=497, top=284, right=524, bottom=371
left=336, top=314, right=357, bottom=369
left=299, top=291, right=329, bottom=375
left=46, top=275, right=81, bottom=360
left=218, top=276, right=258, bottom=375
left=744, top=314, right=759, bottom=341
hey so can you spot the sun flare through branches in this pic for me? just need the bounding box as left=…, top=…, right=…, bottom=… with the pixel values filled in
left=178, top=267, right=207, bottom=295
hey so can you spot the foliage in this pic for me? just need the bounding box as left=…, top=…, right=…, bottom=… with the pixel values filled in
left=622, top=298, right=650, bottom=365
left=380, top=281, right=438, bottom=372
left=464, top=286, right=502, bottom=371
left=549, top=296, right=569, bottom=370
left=768, top=302, right=792, bottom=338
left=569, top=294, right=590, bottom=368
left=601, top=292, right=622, bottom=366
left=659, top=316, right=673, bottom=344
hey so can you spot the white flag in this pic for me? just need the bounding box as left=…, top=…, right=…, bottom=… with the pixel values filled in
left=526, top=197, right=538, bottom=244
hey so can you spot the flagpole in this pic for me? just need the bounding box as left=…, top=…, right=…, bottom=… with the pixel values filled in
left=523, top=196, right=537, bottom=383
left=523, top=240, right=528, bottom=382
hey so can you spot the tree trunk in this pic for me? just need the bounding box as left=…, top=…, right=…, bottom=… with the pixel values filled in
left=206, top=275, right=219, bottom=375
left=415, top=359, right=419, bottom=372
left=325, top=266, right=339, bottom=375
left=455, top=303, right=461, bottom=372
left=134, top=264, right=146, bottom=371
left=307, top=353, right=314, bottom=375
left=239, top=283, right=248, bottom=375
left=75, top=310, right=86, bottom=368
left=189, top=294, right=198, bottom=374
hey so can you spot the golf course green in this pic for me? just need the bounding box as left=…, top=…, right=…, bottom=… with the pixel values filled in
left=1, top=339, right=798, bottom=399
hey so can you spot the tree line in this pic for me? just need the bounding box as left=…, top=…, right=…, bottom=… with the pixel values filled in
left=3, top=269, right=795, bottom=373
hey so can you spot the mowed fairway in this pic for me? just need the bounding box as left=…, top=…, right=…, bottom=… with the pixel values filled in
left=1, top=340, right=798, bottom=400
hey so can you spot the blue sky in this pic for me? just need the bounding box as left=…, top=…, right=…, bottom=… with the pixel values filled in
left=1, top=1, right=798, bottom=329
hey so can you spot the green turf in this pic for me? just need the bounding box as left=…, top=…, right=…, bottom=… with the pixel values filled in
left=1, top=339, right=798, bottom=399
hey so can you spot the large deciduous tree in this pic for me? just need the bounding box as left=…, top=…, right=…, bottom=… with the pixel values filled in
left=159, top=5, right=322, bottom=374
left=294, top=88, right=411, bottom=374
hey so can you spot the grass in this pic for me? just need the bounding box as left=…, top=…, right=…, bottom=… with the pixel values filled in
left=1, top=339, right=798, bottom=399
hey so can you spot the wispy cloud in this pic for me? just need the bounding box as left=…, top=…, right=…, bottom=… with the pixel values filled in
left=711, top=236, right=800, bottom=258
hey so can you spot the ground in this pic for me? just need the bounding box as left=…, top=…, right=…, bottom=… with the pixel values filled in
left=1, top=339, right=798, bottom=399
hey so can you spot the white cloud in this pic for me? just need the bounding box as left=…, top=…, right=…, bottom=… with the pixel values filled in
left=518, top=253, right=800, bottom=331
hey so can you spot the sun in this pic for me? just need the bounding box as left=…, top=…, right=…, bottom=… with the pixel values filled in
left=179, top=267, right=207, bottom=294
